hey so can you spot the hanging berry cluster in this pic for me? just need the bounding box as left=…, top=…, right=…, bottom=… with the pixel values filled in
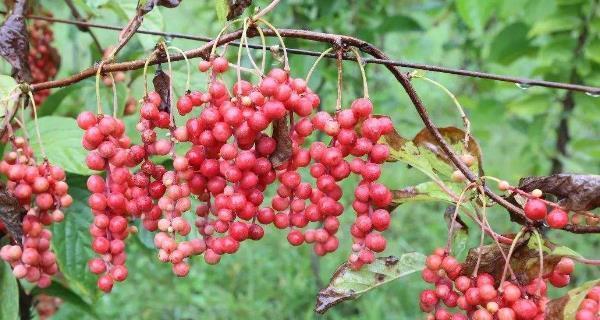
left=75, top=23, right=394, bottom=292
left=576, top=284, right=599, bottom=320
left=0, top=135, right=71, bottom=288
left=28, top=17, right=59, bottom=106
left=419, top=249, right=576, bottom=320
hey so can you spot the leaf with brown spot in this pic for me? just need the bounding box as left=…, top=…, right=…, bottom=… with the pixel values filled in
left=517, top=174, right=600, bottom=211
left=0, top=187, right=24, bottom=245
left=412, top=126, right=483, bottom=176
left=315, top=253, right=425, bottom=314
left=0, top=0, right=31, bottom=82
left=152, top=69, right=171, bottom=113
left=383, top=126, right=481, bottom=180
left=545, top=279, right=600, bottom=319
left=269, top=115, right=292, bottom=168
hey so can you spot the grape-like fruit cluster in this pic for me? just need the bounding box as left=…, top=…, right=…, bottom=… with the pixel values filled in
left=28, top=18, right=59, bottom=105
left=0, top=135, right=71, bottom=288
left=576, top=284, right=599, bottom=320
left=78, top=112, right=144, bottom=292
left=419, top=249, right=575, bottom=319
left=76, top=53, right=394, bottom=292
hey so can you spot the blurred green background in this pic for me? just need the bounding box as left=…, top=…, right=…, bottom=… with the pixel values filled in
left=1, top=0, right=600, bottom=319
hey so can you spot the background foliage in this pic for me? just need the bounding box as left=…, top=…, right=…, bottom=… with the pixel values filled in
left=1, top=0, right=599, bottom=319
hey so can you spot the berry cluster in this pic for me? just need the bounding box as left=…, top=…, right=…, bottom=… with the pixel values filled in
left=78, top=112, right=144, bottom=292
left=0, top=135, right=71, bottom=288
left=419, top=249, right=575, bottom=320
left=28, top=18, right=59, bottom=105
left=523, top=197, right=599, bottom=229
left=576, top=285, right=600, bottom=320
left=76, top=52, right=395, bottom=292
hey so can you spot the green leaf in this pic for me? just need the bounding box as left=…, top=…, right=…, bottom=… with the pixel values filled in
left=488, top=23, right=536, bottom=65
left=24, top=116, right=92, bottom=175
left=550, top=245, right=583, bottom=258
left=546, top=279, right=600, bottom=319
left=378, top=14, right=423, bottom=33
left=455, top=0, right=498, bottom=32
left=51, top=187, right=99, bottom=301
left=315, top=253, right=425, bottom=314
left=507, top=94, right=554, bottom=119
left=585, top=38, right=600, bottom=64
left=528, top=15, right=580, bottom=37
left=0, top=75, right=18, bottom=117
left=562, top=279, right=600, bottom=318
left=37, top=83, right=85, bottom=118
left=31, top=281, right=98, bottom=318
left=390, top=181, right=463, bottom=207
left=134, top=220, right=156, bottom=250
left=215, top=0, right=228, bottom=23
left=0, top=261, right=19, bottom=320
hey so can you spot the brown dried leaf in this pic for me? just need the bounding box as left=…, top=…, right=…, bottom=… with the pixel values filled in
left=152, top=69, right=171, bottom=113
left=0, top=187, right=25, bottom=245
left=0, top=0, right=32, bottom=82
left=269, top=115, right=292, bottom=168
left=227, top=0, right=253, bottom=20
left=315, top=253, right=425, bottom=314
left=138, top=0, right=182, bottom=15
left=461, top=236, right=562, bottom=286
left=518, top=174, right=600, bottom=211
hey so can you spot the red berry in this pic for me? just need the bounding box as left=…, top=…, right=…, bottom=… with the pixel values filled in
left=524, top=199, right=547, bottom=220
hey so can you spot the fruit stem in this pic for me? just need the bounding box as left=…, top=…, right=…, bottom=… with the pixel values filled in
left=95, top=61, right=106, bottom=115
left=350, top=47, right=369, bottom=99
left=26, top=91, right=47, bottom=160
left=210, top=18, right=243, bottom=57
left=445, top=182, right=475, bottom=253
left=236, top=19, right=250, bottom=95
left=499, top=228, right=526, bottom=287
left=108, top=73, right=118, bottom=117
left=305, top=47, right=333, bottom=85
left=255, top=18, right=289, bottom=72
left=167, top=46, right=191, bottom=93
left=335, top=49, right=343, bottom=112
left=241, top=19, right=264, bottom=77
left=411, top=72, right=471, bottom=151
left=533, top=230, right=544, bottom=294
left=142, top=50, right=157, bottom=97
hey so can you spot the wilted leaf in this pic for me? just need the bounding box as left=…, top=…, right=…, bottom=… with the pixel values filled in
left=315, top=253, right=425, bottom=314
left=0, top=0, right=31, bottom=82
left=226, top=0, right=252, bottom=20
left=462, top=235, right=573, bottom=285
left=138, top=0, right=181, bottom=15
left=517, top=174, right=600, bottom=211
left=0, top=261, right=19, bottom=320
left=152, top=69, right=171, bottom=112
left=384, top=126, right=482, bottom=180
left=0, top=187, right=25, bottom=245
left=546, top=279, right=600, bottom=319
left=269, top=115, right=292, bottom=168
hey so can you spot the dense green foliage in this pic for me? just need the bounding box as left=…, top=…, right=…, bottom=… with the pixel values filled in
left=1, top=0, right=599, bottom=319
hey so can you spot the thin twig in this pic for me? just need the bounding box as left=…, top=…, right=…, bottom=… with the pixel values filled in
left=9, top=12, right=599, bottom=95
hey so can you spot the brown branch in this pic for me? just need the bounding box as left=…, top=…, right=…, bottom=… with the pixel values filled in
left=64, top=0, right=103, bottom=53
left=24, top=27, right=599, bottom=233
left=14, top=12, right=600, bottom=95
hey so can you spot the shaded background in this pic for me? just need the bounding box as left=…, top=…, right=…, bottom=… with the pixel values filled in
left=1, top=0, right=599, bottom=319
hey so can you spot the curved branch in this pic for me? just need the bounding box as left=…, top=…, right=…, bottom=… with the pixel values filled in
left=26, top=27, right=599, bottom=234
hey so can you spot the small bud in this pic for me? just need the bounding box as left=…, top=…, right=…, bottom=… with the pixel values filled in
left=498, top=180, right=510, bottom=191
left=531, top=189, right=543, bottom=198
